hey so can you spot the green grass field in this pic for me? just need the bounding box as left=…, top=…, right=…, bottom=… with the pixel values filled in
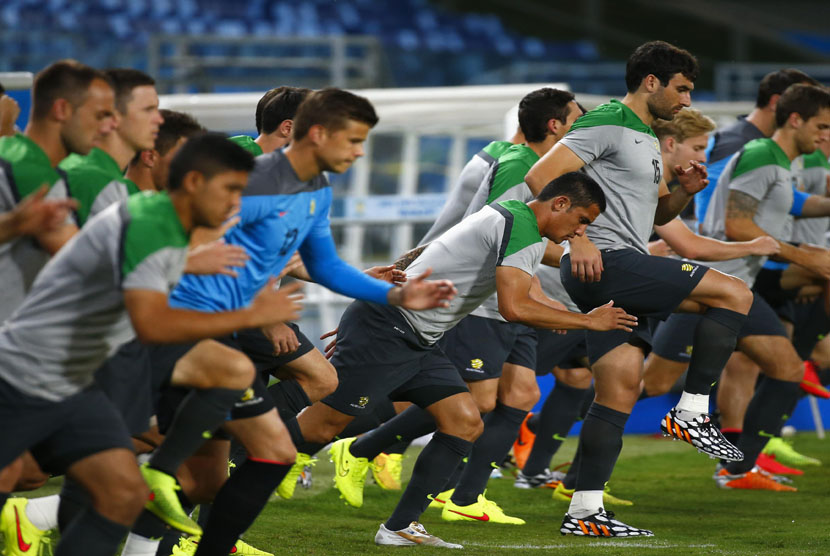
left=5, top=433, right=829, bottom=555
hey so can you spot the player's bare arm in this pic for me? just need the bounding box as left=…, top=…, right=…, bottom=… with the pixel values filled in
left=524, top=142, right=585, bottom=196
left=394, top=244, right=429, bottom=270
left=726, top=189, right=830, bottom=277
left=654, top=161, right=708, bottom=225
left=495, top=265, right=637, bottom=331
left=124, top=279, right=304, bottom=344
left=654, top=217, right=779, bottom=261
left=541, top=240, right=565, bottom=267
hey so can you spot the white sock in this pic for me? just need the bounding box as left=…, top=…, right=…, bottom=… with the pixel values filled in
left=568, top=490, right=604, bottom=518
left=24, top=495, right=59, bottom=531
left=676, top=391, right=709, bottom=415
left=120, top=533, right=161, bottom=556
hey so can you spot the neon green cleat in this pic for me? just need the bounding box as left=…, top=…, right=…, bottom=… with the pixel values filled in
left=762, top=437, right=821, bottom=467
left=275, top=452, right=317, bottom=500
left=140, top=463, right=202, bottom=536
left=441, top=493, right=525, bottom=525
left=552, top=482, right=633, bottom=506
left=0, top=497, right=54, bottom=556
left=372, top=452, right=404, bottom=491
left=330, top=437, right=370, bottom=507
left=171, top=535, right=274, bottom=556
left=428, top=488, right=453, bottom=510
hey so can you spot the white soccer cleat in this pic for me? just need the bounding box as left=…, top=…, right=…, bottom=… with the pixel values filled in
left=375, top=522, right=462, bottom=548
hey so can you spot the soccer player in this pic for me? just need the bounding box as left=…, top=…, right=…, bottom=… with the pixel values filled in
left=59, top=69, right=162, bottom=226
left=0, top=133, right=304, bottom=556
left=229, top=86, right=311, bottom=156
left=329, top=88, right=584, bottom=523
left=524, top=41, right=757, bottom=536
left=293, top=172, right=637, bottom=547
left=697, top=84, right=830, bottom=488
left=695, top=69, right=819, bottom=225
left=126, top=109, right=206, bottom=192
left=131, top=88, right=456, bottom=556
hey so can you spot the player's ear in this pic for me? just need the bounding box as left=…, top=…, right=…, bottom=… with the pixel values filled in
left=278, top=119, right=293, bottom=139
left=181, top=169, right=205, bottom=193
left=664, top=136, right=675, bottom=152
left=643, top=74, right=660, bottom=93
left=552, top=195, right=571, bottom=212
left=140, top=149, right=156, bottom=168
left=307, top=124, right=326, bottom=145
left=52, top=98, right=72, bottom=122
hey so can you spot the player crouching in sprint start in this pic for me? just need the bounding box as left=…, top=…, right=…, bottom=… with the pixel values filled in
left=292, top=172, right=638, bottom=548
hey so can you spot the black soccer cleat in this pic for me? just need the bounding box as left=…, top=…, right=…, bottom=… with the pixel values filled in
left=560, top=509, right=653, bottom=537
left=661, top=408, right=744, bottom=462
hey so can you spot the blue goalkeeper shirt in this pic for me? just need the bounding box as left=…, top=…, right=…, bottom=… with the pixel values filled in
left=170, top=149, right=392, bottom=312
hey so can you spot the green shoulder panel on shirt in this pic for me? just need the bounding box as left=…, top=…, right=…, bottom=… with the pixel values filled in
left=60, top=148, right=138, bottom=225
left=482, top=140, right=513, bottom=159
left=229, top=135, right=264, bottom=157
left=0, top=133, right=61, bottom=198
left=121, top=192, right=189, bottom=278
left=803, top=149, right=830, bottom=170
left=486, top=144, right=539, bottom=204
left=498, top=200, right=542, bottom=258
left=569, top=100, right=656, bottom=138
left=732, top=138, right=791, bottom=179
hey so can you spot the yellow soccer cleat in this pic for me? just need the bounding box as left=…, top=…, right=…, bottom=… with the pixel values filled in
left=552, top=482, right=633, bottom=506
left=275, top=452, right=317, bottom=500
left=0, top=497, right=53, bottom=556
left=171, top=535, right=274, bottom=555
left=427, top=488, right=453, bottom=510
left=140, top=463, right=202, bottom=536
left=762, top=437, right=821, bottom=467
left=441, top=493, right=525, bottom=525
left=372, top=452, right=404, bottom=491
left=330, top=437, right=370, bottom=508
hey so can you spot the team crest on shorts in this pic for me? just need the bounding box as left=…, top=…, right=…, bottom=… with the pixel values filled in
left=680, top=263, right=699, bottom=276
left=470, top=358, right=484, bottom=370
left=685, top=345, right=694, bottom=356
left=240, top=388, right=255, bottom=401
left=358, top=396, right=369, bottom=407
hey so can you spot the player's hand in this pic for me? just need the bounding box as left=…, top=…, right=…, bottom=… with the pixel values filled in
left=647, top=239, right=674, bottom=258
left=569, top=235, right=603, bottom=282
left=387, top=268, right=457, bottom=310
left=0, top=95, right=20, bottom=137
left=190, top=214, right=240, bottom=247
left=585, top=300, right=638, bottom=332
left=747, top=235, right=780, bottom=256
left=365, top=264, right=407, bottom=285
left=185, top=239, right=249, bottom=276
left=247, top=278, right=304, bottom=327
left=320, top=327, right=338, bottom=359
left=12, top=185, right=78, bottom=236
left=262, top=322, right=299, bottom=355
left=675, top=161, right=709, bottom=195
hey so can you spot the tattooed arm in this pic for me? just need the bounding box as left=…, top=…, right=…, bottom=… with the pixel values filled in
left=394, top=244, right=429, bottom=270
left=726, top=190, right=830, bottom=277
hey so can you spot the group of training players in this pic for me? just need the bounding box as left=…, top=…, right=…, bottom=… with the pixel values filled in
left=0, top=37, right=827, bottom=555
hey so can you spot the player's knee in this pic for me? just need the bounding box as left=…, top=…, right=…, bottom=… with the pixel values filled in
left=474, top=396, right=497, bottom=414
left=763, top=351, right=803, bottom=382
left=215, top=352, right=256, bottom=390
left=445, top=405, right=484, bottom=442
left=500, top=381, right=540, bottom=411
left=723, top=276, right=754, bottom=313
left=95, top=473, right=148, bottom=523
left=307, top=361, right=338, bottom=401
left=555, top=367, right=592, bottom=389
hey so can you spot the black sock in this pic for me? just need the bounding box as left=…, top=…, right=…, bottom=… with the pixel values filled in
left=194, top=459, right=292, bottom=556
left=155, top=528, right=184, bottom=556
left=57, top=479, right=90, bottom=533
left=526, top=412, right=540, bottom=433
left=196, top=503, right=211, bottom=530
left=267, top=380, right=311, bottom=422
left=561, top=442, right=580, bottom=489
left=451, top=403, right=527, bottom=506
left=54, top=507, right=128, bottom=556
left=385, top=439, right=412, bottom=455
left=685, top=308, right=746, bottom=394
left=150, top=387, right=246, bottom=476
left=0, top=492, right=8, bottom=511
left=384, top=432, right=472, bottom=532
left=773, top=394, right=801, bottom=437
left=351, top=405, right=436, bottom=460
left=573, top=403, right=629, bottom=491
left=439, top=458, right=466, bottom=493
left=132, top=510, right=169, bottom=540
left=523, top=382, right=590, bottom=476
left=283, top=417, right=306, bottom=448
left=726, top=378, right=801, bottom=474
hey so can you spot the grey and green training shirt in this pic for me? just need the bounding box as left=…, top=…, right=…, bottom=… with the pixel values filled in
left=0, top=192, right=189, bottom=401
left=60, top=147, right=140, bottom=226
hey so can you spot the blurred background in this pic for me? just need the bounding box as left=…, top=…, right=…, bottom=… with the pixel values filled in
left=2, top=0, right=828, bottom=431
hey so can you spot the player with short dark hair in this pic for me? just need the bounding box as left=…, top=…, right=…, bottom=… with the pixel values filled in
left=59, top=68, right=163, bottom=226
left=230, top=86, right=312, bottom=156
left=526, top=40, right=755, bottom=537
left=0, top=132, right=303, bottom=556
